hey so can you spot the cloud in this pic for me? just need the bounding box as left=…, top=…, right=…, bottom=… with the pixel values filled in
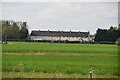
left=1, top=2, right=118, bottom=34
left=1, top=0, right=119, bottom=2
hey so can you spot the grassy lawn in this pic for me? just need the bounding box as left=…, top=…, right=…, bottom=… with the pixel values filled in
left=2, top=41, right=118, bottom=54
left=2, top=55, right=118, bottom=78
left=1, top=42, right=119, bottom=78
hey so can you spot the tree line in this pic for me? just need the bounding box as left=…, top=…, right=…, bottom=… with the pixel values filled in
left=1, top=20, right=120, bottom=43
left=94, top=26, right=120, bottom=42
left=0, top=20, right=29, bottom=41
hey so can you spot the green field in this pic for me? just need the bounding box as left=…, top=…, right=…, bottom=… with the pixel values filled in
left=2, top=42, right=118, bottom=54
left=2, top=55, right=118, bottom=78
left=1, top=42, right=119, bottom=78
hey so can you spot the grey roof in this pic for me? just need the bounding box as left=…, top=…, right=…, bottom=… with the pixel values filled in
left=30, top=30, right=89, bottom=37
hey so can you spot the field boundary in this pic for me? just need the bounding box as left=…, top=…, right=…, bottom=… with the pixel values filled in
left=2, top=52, right=119, bottom=56
left=2, top=72, right=119, bottom=78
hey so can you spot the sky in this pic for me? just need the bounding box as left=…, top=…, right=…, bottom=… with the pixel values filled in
left=1, top=1, right=118, bottom=34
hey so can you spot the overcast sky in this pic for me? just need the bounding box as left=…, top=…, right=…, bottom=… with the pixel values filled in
left=1, top=2, right=118, bottom=34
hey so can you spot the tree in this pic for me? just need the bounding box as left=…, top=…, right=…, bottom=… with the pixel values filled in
left=1, top=20, right=29, bottom=40
left=95, top=26, right=120, bottom=42
left=12, top=22, right=19, bottom=40
left=94, top=28, right=107, bottom=41
left=19, top=22, right=28, bottom=39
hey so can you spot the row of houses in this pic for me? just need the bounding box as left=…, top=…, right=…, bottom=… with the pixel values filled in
left=30, top=30, right=91, bottom=42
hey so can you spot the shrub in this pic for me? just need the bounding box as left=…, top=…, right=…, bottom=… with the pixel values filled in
left=116, top=38, right=120, bottom=46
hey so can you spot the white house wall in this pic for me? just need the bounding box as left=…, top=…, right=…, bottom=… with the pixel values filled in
left=68, top=37, right=89, bottom=41
left=31, top=36, right=49, bottom=40
left=31, top=36, right=90, bottom=42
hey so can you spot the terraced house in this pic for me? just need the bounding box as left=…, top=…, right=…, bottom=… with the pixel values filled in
left=30, top=30, right=90, bottom=42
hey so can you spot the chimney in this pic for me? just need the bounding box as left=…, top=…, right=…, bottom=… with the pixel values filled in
left=88, top=31, right=90, bottom=34
left=48, top=30, right=50, bottom=33
left=88, top=31, right=90, bottom=42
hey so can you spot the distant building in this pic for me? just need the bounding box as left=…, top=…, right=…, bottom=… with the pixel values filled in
left=30, top=30, right=90, bottom=42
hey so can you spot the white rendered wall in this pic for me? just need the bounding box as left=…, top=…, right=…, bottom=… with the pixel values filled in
left=30, top=36, right=90, bottom=42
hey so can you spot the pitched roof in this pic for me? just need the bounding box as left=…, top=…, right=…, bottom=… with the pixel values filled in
left=30, top=30, right=89, bottom=37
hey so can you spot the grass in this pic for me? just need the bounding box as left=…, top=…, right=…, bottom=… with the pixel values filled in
left=2, top=72, right=118, bottom=78
left=2, top=55, right=118, bottom=78
left=2, top=41, right=118, bottom=54
left=1, top=41, right=119, bottom=78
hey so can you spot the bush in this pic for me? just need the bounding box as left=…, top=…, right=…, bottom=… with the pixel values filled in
left=116, top=38, right=120, bottom=46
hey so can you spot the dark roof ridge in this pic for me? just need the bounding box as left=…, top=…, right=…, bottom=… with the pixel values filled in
left=30, top=30, right=89, bottom=37
left=31, top=30, right=89, bottom=33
